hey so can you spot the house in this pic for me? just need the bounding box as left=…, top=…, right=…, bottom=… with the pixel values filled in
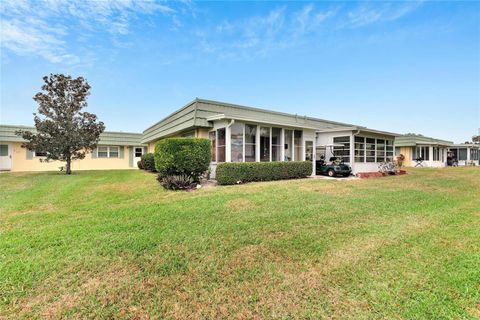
left=142, top=99, right=399, bottom=177
left=1, top=99, right=400, bottom=175
left=0, top=125, right=146, bottom=172
left=395, top=134, right=453, bottom=167
left=448, top=144, right=480, bottom=166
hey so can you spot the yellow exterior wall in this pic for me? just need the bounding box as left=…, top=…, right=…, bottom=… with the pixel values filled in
left=8, top=142, right=132, bottom=172
left=399, top=146, right=413, bottom=167
left=196, top=128, right=209, bottom=138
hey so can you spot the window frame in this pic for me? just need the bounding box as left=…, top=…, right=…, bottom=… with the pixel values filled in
left=97, top=146, right=120, bottom=158
left=354, top=136, right=395, bottom=163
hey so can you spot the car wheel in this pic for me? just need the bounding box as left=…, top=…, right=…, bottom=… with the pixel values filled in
left=327, top=169, right=335, bottom=177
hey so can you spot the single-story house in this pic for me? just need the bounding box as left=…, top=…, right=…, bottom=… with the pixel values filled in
left=395, top=134, right=453, bottom=167
left=142, top=99, right=400, bottom=177
left=448, top=144, right=480, bottom=166
left=0, top=125, right=146, bottom=172
left=1, top=98, right=400, bottom=175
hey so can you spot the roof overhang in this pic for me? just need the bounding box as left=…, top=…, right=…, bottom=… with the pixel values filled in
left=206, top=114, right=323, bottom=130
left=315, top=127, right=400, bottom=137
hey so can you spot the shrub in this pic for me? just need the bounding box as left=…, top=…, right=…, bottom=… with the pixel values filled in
left=137, top=159, right=144, bottom=170
left=216, top=161, right=312, bottom=185
left=142, top=153, right=156, bottom=172
left=155, top=138, right=211, bottom=190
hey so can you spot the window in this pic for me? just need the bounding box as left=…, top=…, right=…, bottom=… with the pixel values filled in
left=284, top=129, right=292, bottom=161
left=209, top=131, right=216, bottom=161
left=135, top=148, right=143, bottom=157
left=354, top=136, right=365, bottom=162
left=97, top=146, right=108, bottom=158
left=293, top=130, right=303, bottom=161
left=386, top=140, right=394, bottom=161
left=376, top=139, right=385, bottom=162
left=366, top=138, right=376, bottom=162
left=231, top=123, right=244, bottom=162
left=97, top=146, right=119, bottom=158
left=244, top=124, right=256, bottom=162
left=109, top=147, right=119, bottom=158
left=333, top=136, right=350, bottom=163
left=260, top=127, right=270, bottom=162
left=458, top=148, right=467, bottom=161
left=217, top=128, right=226, bottom=162
left=34, top=151, right=48, bottom=157
left=414, top=146, right=430, bottom=161
left=272, top=127, right=282, bottom=161
left=471, top=148, right=479, bottom=161
left=0, top=145, right=8, bottom=156
left=433, top=147, right=441, bottom=161
left=305, top=141, right=313, bottom=161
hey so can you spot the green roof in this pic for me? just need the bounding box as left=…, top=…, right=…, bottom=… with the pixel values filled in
left=0, top=125, right=145, bottom=146
left=395, top=134, right=453, bottom=147
left=142, top=98, right=370, bottom=143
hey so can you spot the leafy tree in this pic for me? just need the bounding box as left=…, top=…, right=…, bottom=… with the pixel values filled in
left=473, top=134, right=480, bottom=144
left=16, top=74, right=105, bottom=174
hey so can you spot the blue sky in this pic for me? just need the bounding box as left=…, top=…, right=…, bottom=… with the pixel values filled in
left=1, top=0, right=479, bottom=143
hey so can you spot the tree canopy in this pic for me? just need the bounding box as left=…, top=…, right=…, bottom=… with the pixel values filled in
left=16, top=74, right=105, bottom=174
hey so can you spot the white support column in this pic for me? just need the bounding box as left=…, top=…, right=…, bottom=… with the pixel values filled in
left=269, top=127, right=272, bottom=162
left=301, top=131, right=306, bottom=161
left=312, top=134, right=317, bottom=176
left=226, top=123, right=232, bottom=162
left=291, top=130, right=295, bottom=161
left=255, top=125, right=260, bottom=162
left=429, top=146, right=433, bottom=166
left=281, top=128, right=285, bottom=161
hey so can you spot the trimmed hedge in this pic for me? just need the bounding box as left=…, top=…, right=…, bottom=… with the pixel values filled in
left=216, top=161, right=312, bottom=185
left=142, top=153, right=156, bottom=172
left=155, top=138, right=211, bottom=189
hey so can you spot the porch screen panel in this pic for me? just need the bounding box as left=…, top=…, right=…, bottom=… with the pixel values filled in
left=260, top=127, right=270, bottom=162
left=284, top=130, right=292, bottom=161
left=458, top=148, right=467, bottom=161
left=231, top=123, right=244, bottom=162
left=293, top=130, right=303, bottom=161
left=217, top=128, right=226, bottom=162
left=376, top=139, right=385, bottom=162
left=471, top=148, right=479, bottom=161
left=209, top=131, right=216, bottom=161
left=272, top=127, right=282, bottom=161
left=386, top=140, right=394, bottom=161
left=366, top=138, right=375, bottom=162
left=354, top=136, right=365, bottom=162
left=333, top=136, right=350, bottom=163
left=245, top=124, right=256, bottom=162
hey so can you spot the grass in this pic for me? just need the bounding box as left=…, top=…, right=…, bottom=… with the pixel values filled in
left=0, top=168, right=479, bottom=319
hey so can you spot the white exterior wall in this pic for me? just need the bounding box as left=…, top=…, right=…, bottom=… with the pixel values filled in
left=316, top=130, right=398, bottom=174
left=316, top=130, right=353, bottom=163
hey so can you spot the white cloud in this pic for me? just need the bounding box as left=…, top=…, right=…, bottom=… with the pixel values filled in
left=0, top=0, right=177, bottom=64
left=347, top=2, right=422, bottom=28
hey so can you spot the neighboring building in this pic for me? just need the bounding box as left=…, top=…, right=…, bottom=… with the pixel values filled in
left=142, top=99, right=399, bottom=176
left=0, top=125, right=146, bottom=172
left=395, top=134, right=453, bottom=167
left=1, top=98, right=401, bottom=175
left=449, top=144, right=480, bottom=166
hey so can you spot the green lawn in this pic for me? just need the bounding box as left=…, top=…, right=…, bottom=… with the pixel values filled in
left=1, top=168, right=479, bottom=319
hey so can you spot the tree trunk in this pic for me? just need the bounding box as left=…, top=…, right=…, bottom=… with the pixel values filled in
left=66, top=157, right=72, bottom=175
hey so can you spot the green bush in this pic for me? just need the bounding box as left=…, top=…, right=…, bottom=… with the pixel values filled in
left=137, top=159, right=144, bottom=170
left=155, top=138, right=211, bottom=189
left=142, top=153, right=156, bottom=172
left=216, top=161, right=312, bottom=185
